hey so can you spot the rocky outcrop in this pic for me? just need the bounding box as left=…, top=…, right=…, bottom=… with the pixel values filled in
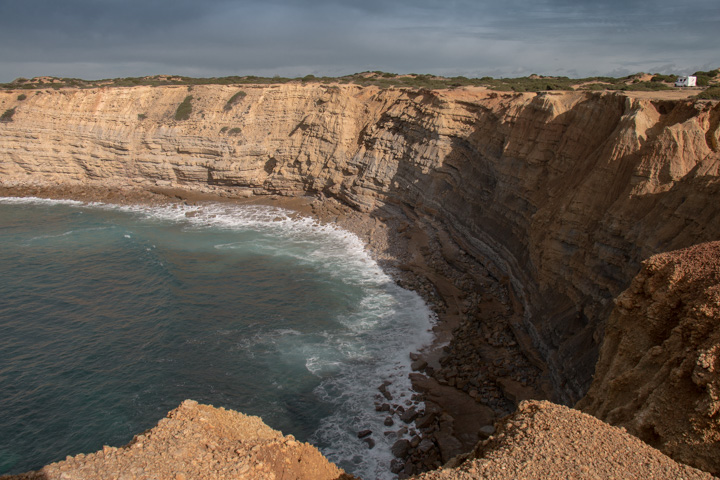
left=578, top=241, right=720, bottom=475
left=4, top=400, right=712, bottom=480
left=2, top=85, right=719, bottom=405
left=418, top=400, right=714, bottom=480
left=1, top=400, right=347, bottom=480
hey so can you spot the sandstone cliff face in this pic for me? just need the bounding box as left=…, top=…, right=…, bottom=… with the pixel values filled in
left=578, top=241, right=720, bottom=474
left=1, top=85, right=719, bottom=404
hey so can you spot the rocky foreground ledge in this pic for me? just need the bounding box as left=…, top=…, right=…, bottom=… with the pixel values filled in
left=1, top=400, right=348, bottom=480
left=1, top=399, right=712, bottom=480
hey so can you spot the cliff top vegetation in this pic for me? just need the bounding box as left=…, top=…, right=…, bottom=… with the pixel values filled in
left=1, top=69, right=718, bottom=94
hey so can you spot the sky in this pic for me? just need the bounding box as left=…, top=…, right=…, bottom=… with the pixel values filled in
left=0, top=0, right=718, bottom=83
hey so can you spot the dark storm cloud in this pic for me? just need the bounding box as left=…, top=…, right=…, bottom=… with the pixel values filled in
left=0, top=0, right=717, bottom=81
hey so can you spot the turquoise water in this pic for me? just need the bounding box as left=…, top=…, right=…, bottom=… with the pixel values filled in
left=0, top=198, right=434, bottom=479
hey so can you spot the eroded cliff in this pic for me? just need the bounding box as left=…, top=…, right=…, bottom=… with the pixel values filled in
left=2, top=84, right=719, bottom=406
left=578, top=241, right=720, bottom=474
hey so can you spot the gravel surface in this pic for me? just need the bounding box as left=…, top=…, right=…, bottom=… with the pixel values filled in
left=1, top=400, right=350, bottom=480
left=415, top=400, right=714, bottom=480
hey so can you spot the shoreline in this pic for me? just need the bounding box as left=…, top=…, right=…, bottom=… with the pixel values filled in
left=0, top=181, right=546, bottom=477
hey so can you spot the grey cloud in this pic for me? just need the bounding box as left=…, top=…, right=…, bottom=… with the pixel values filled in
left=0, top=0, right=717, bottom=82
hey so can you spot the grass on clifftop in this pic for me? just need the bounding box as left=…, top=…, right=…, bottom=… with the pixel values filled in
left=2, top=68, right=719, bottom=94
left=696, top=86, right=720, bottom=100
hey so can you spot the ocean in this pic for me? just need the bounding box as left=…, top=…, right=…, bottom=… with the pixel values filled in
left=0, top=197, right=434, bottom=479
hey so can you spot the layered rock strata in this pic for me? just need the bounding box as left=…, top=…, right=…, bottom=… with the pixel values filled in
left=1, top=84, right=718, bottom=405
left=578, top=241, right=720, bottom=474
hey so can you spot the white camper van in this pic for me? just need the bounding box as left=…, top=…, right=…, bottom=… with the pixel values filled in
left=675, top=76, right=697, bottom=87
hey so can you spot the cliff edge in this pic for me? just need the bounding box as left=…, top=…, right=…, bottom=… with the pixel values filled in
left=2, top=400, right=713, bottom=480
left=578, top=241, right=720, bottom=474
left=1, top=400, right=348, bottom=480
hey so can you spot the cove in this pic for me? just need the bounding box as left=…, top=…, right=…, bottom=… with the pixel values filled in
left=0, top=197, right=434, bottom=480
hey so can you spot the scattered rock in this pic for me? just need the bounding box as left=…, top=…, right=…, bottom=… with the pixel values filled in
left=411, top=360, right=428, bottom=372
left=379, top=383, right=393, bottom=401
left=417, top=438, right=436, bottom=454
left=415, top=412, right=437, bottom=430
left=391, top=439, right=411, bottom=459
left=400, top=408, right=420, bottom=424
left=478, top=425, right=495, bottom=438
left=362, top=437, right=375, bottom=449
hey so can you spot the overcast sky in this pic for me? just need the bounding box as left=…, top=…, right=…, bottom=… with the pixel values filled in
left=0, top=0, right=718, bottom=82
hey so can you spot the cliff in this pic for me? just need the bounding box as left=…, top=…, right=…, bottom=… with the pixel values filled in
left=578, top=241, right=720, bottom=474
left=2, top=84, right=719, bottom=406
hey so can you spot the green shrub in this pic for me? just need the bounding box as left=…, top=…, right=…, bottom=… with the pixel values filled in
left=651, top=74, right=675, bottom=83
left=2, top=69, right=717, bottom=94
left=223, top=90, right=246, bottom=111
left=695, top=75, right=711, bottom=87
left=693, top=69, right=719, bottom=78
left=579, top=83, right=607, bottom=91
left=228, top=127, right=242, bottom=135
left=137, top=113, right=147, bottom=120
left=17, top=94, right=27, bottom=101
left=602, top=81, right=672, bottom=92
left=220, top=126, right=229, bottom=133
left=696, top=86, right=720, bottom=100
left=627, top=81, right=672, bottom=91
left=692, top=70, right=718, bottom=87
left=174, top=96, right=193, bottom=120
left=1, top=107, right=16, bottom=122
